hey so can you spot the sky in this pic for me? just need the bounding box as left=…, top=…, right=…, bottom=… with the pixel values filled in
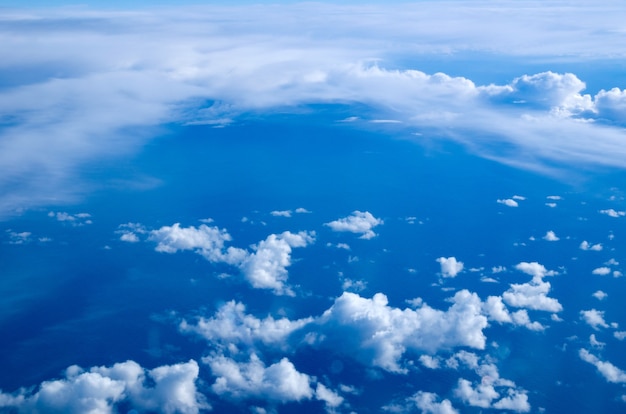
left=1, top=1, right=626, bottom=413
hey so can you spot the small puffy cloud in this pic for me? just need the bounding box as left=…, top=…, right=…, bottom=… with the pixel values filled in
left=180, top=300, right=312, bottom=347
left=614, top=331, right=626, bottom=341
left=419, top=355, right=441, bottom=369
left=270, top=210, right=292, bottom=217
left=545, top=202, right=557, bottom=208
left=503, top=277, right=562, bottom=313
left=497, top=199, right=518, bottom=207
left=491, top=266, right=506, bottom=274
left=482, top=296, right=544, bottom=330
left=580, top=309, right=609, bottom=330
left=325, top=211, right=383, bottom=239
left=599, top=209, right=626, bottom=218
left=579, top=349, right=626, bottom=383
left=411, top=391, right=459, bottom=414
left=547, top=195, right=562, bottom=200
left=317, top=290, right=488, bottom=372
left=315, top=383, right=344, bottom=409
left=589, top=334, right=605, bottom=349
left=7, top=231, right=31, bottom=245
left=543, top=230, right=559, bottom=241
left=592, top=267, right=611, bottom=276
left=206, top=353, right=313, bottom=403
left=592, top=291, right=608, bottom=300
left=437, top=257, right=464, bottom=278
left=120, top=232, right=140, bottom=243
left=149, top=223, right=313, bottom=295
left=117, top=222, right=148, bottom=243
left=514, top=262, right=557, bottom=280
left=241, top=231, right=314, bottom=296
left=0, top=360, right=206, bottom=413
left=295, top=207, right=311, bottom=214
left=580, top=241, right=603, bottom=251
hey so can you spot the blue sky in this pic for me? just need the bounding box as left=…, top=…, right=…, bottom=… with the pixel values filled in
left=1, top=1, right=626, bottom=413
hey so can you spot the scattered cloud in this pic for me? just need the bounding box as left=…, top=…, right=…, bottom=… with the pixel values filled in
left=48, top=211, right=92, bottom=226
left=543, top=231, right=559, bottom=241
left=437, top=257, right=464, bottom=278
left=592, top=267, right=611, bottom=276
left=599, top=209, right=626, bottom=218
left=592, top=291, right=608, bottom=300
left=579, top=349, right=626, bottom=383
left=580, top=309, right=609, bottom=330
left=0, top=360, right=207, bottom=413
left=580, top=241, right=603, bottom=251
left=325, top=211, right=383, bottom=239
left=497, top=199, right=518, bottom=207
left=270, top=210, right=292, bottom=218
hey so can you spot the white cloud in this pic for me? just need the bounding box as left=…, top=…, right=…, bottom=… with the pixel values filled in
left=502, top=278, right=562, bottom=313
left=0, top=360, right=206, bottom=414
left=318, top=290, right=487, bottom=372
left=497, top=199, right=518, bottom=207
left=589, top=334, right=605, bottom=349
left=482, top=296, right=544, bottom=331
left=547, top=195, right=562, bottom=200
left=180, top=300, right=312, bottom=347
left=149, top=223, right=313, bottom=295
left=206, top=353, right=313, bottom=403
left=514, top=262, right=557, bottom=280
left=580, top=241, right=603, bottom=251
left=295, top=207, right=311, bottom=214
left=580, top=309, right=609, bottom=330
left=240, top=231, right=314, bottom=296
left=599, top=209, right=626, bottom=218
left=120, top=232, right=140, bottom=243
left=543, top=230, right=559, bottom=241
left=579, top=349, right=626, bottom=384
left=270, top=210, right=292, bottom=217
left=592, top=290, right=608, bottom=300
left=325, top=211, right=383, bottom=239
left=592, top=267, right=611, bottom=276
left=614, top=331, right=626, bottom=341
left=545, top=202, right=557, bottom=208
left=410, top=391, right=458, bottom=414
left=315, top=383, right=344, bottom=409
left=48, top=211, right=92, bottom=226
left=437, top=257, right=464, bottom=278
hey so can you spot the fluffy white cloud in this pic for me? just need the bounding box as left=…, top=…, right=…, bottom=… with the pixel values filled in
left=317, top=290, right=487, bottom=372
left=325, top=211, right=383, bottom=239
left=150, top=223, right=246, bottom=264
left=240, top=231, right=314, bottom=295
left=503, top=279, right=562, bottom=313
left=315, top=383, right=344, bottom=409
left=542, top=230, right=559, bottom=241
left=270, top=210, right=292, bottom=217
left=592, top=290, right=608, bottom=300
left=592, top=267, right=611, bottom=276
left=580, top=309, right=609, bottom=330
left=579, top=349, right=626, bottom=383
left=497, top=199, right=518, bottom=207
left=514, top=262, right=557, bottom=280
left=48, top=211, right=92, bottom=226
left=437, top=257, right=464, bottom=278
left=599, top=209, right=626, bottom=218
left=149, top=223, right=313, bottom=295
left=0, top=360, right=206, bottom=414
left=580, top=241, right=603, bottom=251
left=410, top=391, right=458, bottom=414
left=180, top=300, right=313, bottom=347
left=206, top=353, right=313, bottom=403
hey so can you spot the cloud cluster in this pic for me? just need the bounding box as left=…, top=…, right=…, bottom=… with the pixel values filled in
left=325, top=211, right=383, bottom=239
left=0, top=360, right=207, bottom=413
left=148, top=223, right=314, bottom=295
left=437, top=257, right=464, bottom=278
left=318, top=290, right=487, bottom=372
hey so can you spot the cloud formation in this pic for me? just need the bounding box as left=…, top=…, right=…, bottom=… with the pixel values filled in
left=0, top=360, right=206, bottom=413
left=325, top=211, right=383, bottom=239
left=437, top=257, right=464, bottom=278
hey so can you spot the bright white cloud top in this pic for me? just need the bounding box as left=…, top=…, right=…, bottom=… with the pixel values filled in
left=325, top=211, right=383, bottom=239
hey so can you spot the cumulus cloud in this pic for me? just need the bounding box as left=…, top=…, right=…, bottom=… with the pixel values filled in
left=410, top=391, right=458, bottom=414
left=270, top=210, right=292, bottom=217
left=579, top=349, right=626, bottom=384
left=48, top=211, right=92, bottom=226
left=580, top=241, right=603, bottom=251
left=542, top=230, right=559, bottom=241
left=0, top=360, right=206, bottom=413
left=482, top=296, right=544, bottom=330
left=437, top=257, right=464, bottom=278
left=240, top=231, right=314, bottom=295
left=180, top=300, right=313, bottom=348
left=580, top=309, right=609, bottom=330
left=503, top=278, right=562, bottom=313
left=206, top=353, right=313, bottom=403
left=592, top=267, right=611, bottom=276
left=149, top=223, right=313, bottom=295
left=325, top=211, right=383, bottom=239
left=514, top=262, right=557, bottom=279
left=497, top=199, right=518, bottom=207
left=317, top=290, right=487, bottom=372
left=592, top=290, right=608, bottom=300
left=599, top=209, right=626, bottom=218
